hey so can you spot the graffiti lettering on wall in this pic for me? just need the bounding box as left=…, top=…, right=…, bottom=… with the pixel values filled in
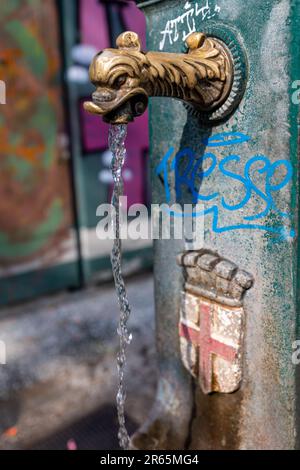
left=156, top=132, right=294, bottom=238
left=159, top=0, right=221, bottom=50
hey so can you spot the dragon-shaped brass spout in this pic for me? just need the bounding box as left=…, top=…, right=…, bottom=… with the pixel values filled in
left=84, top=31, right=235, bottom=124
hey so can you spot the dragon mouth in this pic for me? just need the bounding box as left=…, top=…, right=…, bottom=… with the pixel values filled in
left=83, top=88, right=148, bottom=124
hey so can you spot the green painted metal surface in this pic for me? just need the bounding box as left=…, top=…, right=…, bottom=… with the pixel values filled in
left=0, top=262, right=79, bottom=309
left=134, top=0, right=300, bottom=450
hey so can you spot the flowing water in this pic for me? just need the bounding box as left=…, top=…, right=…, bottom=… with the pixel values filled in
left=108, top=124, right=132, bottom=450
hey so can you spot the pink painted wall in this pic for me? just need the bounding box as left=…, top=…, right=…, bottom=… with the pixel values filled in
left=79, top=0, right=149, bottom=206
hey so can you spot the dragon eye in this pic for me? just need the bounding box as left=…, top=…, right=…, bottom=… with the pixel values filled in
left=115, top=75, right=127, bottom=87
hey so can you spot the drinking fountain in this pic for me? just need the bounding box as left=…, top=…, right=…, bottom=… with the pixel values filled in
left=84, top=0, right=300, bottom=451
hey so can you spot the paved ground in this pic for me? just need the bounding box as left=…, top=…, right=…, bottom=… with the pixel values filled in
left=0, top=272, right=156, bottom=450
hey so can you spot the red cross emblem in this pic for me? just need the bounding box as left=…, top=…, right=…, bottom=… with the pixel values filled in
left=179, top=301, right=239, bottom=394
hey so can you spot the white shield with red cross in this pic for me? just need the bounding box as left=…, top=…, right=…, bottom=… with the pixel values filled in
left=179, top=291, right=244, bottom=394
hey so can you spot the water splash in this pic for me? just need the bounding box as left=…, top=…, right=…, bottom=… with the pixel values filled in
left=108, top=124, right=132, bottom=450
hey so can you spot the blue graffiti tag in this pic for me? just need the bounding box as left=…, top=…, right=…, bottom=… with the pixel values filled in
left=155, top=132, right=294, bottom=238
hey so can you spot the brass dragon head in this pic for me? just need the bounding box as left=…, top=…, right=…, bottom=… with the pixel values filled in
left=84, top=32, right=149, bottom=124
left=84, top=31, right=234, bottom=124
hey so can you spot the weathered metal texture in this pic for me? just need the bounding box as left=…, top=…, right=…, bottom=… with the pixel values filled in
left=178, top=250, right=253, bottom=395
left=132, top=237, right=193, bottom=450
left=0, top=0, right=73, bottom=267
left=133, top=0, right=300, bottom=450
left=180, top=293, right=244, bottom=394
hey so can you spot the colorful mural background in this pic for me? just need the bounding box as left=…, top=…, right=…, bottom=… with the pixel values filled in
left=0, top=0, right=151, bottom=305
left=0, top=0, right=74, bottom=267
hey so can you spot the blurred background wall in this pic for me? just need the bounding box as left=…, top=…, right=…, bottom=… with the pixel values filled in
left=0, top=0, right=151, bottom=306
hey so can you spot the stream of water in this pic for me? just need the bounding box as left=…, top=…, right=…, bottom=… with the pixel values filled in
left=108, top=124, right=132, bottom=450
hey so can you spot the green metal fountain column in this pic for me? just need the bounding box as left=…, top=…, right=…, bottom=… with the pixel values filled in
left=134, top=0, right=300, bottom=450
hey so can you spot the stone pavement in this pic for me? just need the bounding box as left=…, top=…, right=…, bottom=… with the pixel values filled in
left=0, top=273, right=156, bottom=449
